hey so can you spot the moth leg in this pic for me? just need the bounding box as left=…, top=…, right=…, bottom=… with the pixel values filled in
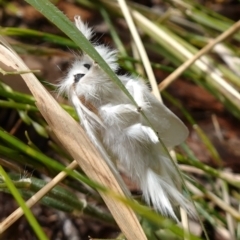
left=125, top=123, right=159, bottom=144
left=99, top=104, right=140, bottom=127
left=125, top=80, right=149, bottom=110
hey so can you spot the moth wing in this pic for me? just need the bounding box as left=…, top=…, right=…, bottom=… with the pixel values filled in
left=71, top=91, right=131, bottom=196
left=143, top=92, right=188, bottom=149
left=124, top=78, right=188, bottom=149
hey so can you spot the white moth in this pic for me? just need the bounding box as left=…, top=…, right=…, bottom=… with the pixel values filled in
left=59, top=16, right=192, bottom=221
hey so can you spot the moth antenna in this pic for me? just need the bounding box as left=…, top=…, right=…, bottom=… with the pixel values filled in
left=74, top=15, right=119, bottom=72
left=74, top=15, right=93, bottom=40
left=95, top=45, right=119, bottom=72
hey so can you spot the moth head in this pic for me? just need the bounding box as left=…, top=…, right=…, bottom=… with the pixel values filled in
left=73, top=64, right=90, bottom=83
left=59, top=53, right=112, bottom=104
left=71, top=57, right=92, bottom=85
left=58, top=16, right=119, bottom=102
left=57, top=55, right=91, bottom=97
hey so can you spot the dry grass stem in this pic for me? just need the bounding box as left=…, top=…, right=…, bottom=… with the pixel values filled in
left=159, top=20, right=240, bottom=91
left=211, top=114, right=224, bottom=143
left=180, top=165, right=205, bottom=175
left=131, top=41, right=145, bottom=76
left=0, top=68, right=40, bottom=75
left=0, top=40, right=147, bottom=240
left=187, top=182, right=240, bottom=220
left=118, top=0, right=162, bottom=102
left=220, top=180, right=236, bottom=239
left=180, top=207, right=190, bottom=240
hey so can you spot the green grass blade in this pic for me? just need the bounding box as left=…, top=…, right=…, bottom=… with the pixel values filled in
left=0, top=27, right=77, bottom=48
left=0, top=166, right=49, bottom=240
left=24, top=0, right=137, bottom=106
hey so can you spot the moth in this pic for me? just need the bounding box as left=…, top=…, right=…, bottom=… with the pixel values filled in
left=58, top=16, right=193, bottom=221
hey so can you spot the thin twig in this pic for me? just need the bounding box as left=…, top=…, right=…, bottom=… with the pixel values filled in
left=0, top=160, right=78, bottom=234
left=220, top=180, right=236, bottom=240
left=180, top=208, right=190, bottom=240
left=159, top=20, right=240, bottom=90
left=187, top=181, right=240, bottom=220
left=211, top=114, right=224, bottom=143
left=0, top=68, right=40, bottom=75
left=117, top=0, right=162, bottom=102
